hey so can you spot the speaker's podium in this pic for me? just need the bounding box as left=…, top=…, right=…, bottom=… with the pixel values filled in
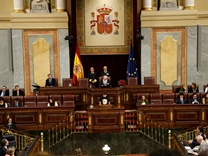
left=87, top=105, right=125, bottom=133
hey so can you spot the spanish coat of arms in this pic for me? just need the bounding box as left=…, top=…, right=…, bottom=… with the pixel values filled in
left=90, top=4, right=119, bottom=35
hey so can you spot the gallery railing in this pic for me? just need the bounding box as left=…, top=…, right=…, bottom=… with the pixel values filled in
left=1, top=128, right=40, bottom=156
left=48, top=113, right=74, bottom=148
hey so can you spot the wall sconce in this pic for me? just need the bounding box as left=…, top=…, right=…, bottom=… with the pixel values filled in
left=102, top=144, right=110, bottom=155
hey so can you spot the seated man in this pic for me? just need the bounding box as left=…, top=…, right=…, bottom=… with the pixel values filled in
left=12, top=85, right=24, bottom=96
left=100, top=75, right=110, bottom=88
left=192, top=135, right=208, bottom=155
left=0, top=86, right=9, bottom=96
left=189, top=93, right=201, bottom=104
left=45, top=73, right=57, bottom=87
left=88, top=67, right=98, bottom=87
left=188, top=126, right=204, bottom=149
left=100, top=66, right=111, bottom=77
left=176, top=93, right=188, bottom=104
left=12, top=98, right=23, bottom=107
left=99, top=92, right=110, bottom=105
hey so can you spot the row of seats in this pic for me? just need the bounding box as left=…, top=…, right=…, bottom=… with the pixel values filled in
left=1, top=95, right=74, bottom=107
left=62, top=76, right=155, bottom=87
left=137, top=92, right=207, bottom=104
left=172, top=85, right=208, bottom=93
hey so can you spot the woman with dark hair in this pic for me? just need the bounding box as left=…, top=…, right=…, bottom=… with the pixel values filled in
left=47, top=98, right=58, bottom=107
left=188, top=82, right=199, bottom=93
left=5, top=118, right=16, bottom=130
left=0, top=97, right=8, bottom=107
left=137, top=95, right=149, bottom=105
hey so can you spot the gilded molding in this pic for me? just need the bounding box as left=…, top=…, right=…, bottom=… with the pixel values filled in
left=121, top=115, right=124, bottom=125
left=143, top=8, right=152, bottom=11
left=170, top=111, right=173, bottom=122
left=56, top=9, right=66, bottom=12
left=184, top=6, right=195, bottom=10
left=83, top=94, right=86, bottom=102
left=13, top=10, right=24, bottom=13
left=126, top=93, right=129, bottom=102
left=88, top=116, right=91, bottom=126
left=91, top=96, right=93, bottom=105
left=7, top=114, right=10, bottom=119
left=202, top=110, right=205, bottom=121
left=70, top=115, right=73, bottom=123
left=39, top=113, right=42, bottom=124
left=118, top=95, right=120, bottom=104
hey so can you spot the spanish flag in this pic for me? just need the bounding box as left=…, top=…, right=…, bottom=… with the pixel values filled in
left=72, top=43, right=84, bottom=86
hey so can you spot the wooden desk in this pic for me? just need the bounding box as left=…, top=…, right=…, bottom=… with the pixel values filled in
left=137, top=104, right=208, bottom=128
left=38, top=85, right=159, bottom=109
left=0, top=106, right=74, bottom=130
left=87, top=106, right=125, bottom=133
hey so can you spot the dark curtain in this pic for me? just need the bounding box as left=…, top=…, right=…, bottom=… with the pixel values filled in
left=80, top=55, right=128, bottom=87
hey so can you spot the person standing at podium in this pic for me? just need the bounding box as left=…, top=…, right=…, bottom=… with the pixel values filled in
left=99, top=92, right=110, bottom=105
left=88, top=67, right=98, bottom=87
left=45, top=73, right=56, bottom=87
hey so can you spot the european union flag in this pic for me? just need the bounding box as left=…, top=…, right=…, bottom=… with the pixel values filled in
left=126, top=44, right=138, bottom=78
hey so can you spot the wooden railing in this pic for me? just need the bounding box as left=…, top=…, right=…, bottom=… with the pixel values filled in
left=1, top=128, right=40, bottom=156
left=172, top=133, right=188, bottom=156
left=171, top=124, right=208, bottom=156
left=137, top=111, right=168, bottom=146
left=48, top=113, right=74, bottom=148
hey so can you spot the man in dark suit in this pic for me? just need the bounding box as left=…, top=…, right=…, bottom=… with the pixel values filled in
left=12, top=98, right=22, bottom=107
left=188, top=126, right=204, bottom=149
left=100, top=75, right=111, bottom=88
left=100, top=66, right=111, bottom=77
left=1, top=138, right=9, bottom=156
left=176, top=93, right=188, bottom=104
left=45, top=73, right=57, bottom=87
left=12, top=85, right=24, bottom=96
left=0, top=86, right=9, bottom=96
left=189, top=93, right=201, bottom=104
left=88, top=67, right=98, bottom=87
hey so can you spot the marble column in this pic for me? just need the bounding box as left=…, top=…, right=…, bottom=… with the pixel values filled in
left=143, top=0, right=152, bottom=10
left=13, top=0, right=24, bottom=13
left=184, top=0, right=195, bottom=9
left=56, top=0, right=66, bottom=12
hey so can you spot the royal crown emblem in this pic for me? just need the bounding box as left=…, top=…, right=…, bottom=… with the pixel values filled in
left=90, top=4, right=119, bottom=35
left=96, top=4, right=112, bottom=15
